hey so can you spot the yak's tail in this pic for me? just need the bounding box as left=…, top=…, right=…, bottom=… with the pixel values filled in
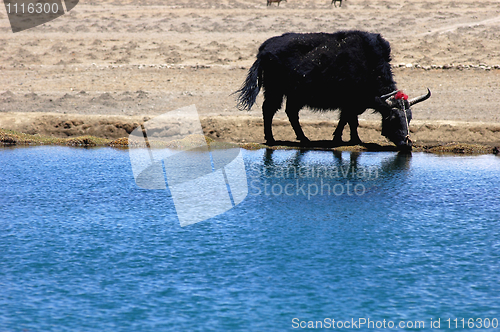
left=235, top=57, right=262, bottom=111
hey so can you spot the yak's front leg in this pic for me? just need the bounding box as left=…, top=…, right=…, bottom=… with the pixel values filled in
left=285, top=99, right=309, bottom=143
left=333, top=112, right=362, bottom=145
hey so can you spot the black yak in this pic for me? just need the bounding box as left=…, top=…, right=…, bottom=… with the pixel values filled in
left=267, top=0, right=286, bottom=6
left=236, top=31, right=431, bottom=150
left=331, top=0, right=342, bottom=7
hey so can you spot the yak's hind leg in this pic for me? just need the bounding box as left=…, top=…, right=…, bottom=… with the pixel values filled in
left=285, top=98, right=309, bottom=143
left=262, top=92, right=283, bottom=144
left=332, top=114, right=348, bottom=144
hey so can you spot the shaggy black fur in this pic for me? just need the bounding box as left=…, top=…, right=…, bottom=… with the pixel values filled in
left=236, top=30, right=422, bottom=150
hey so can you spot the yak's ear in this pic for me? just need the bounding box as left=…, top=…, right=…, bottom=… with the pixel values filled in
left=374, top=95, right=389, bottom=108
left=376, top=90, right=398, bottom=109
left=374, top=96, right=384, bottom=105
left=373, top=96, right=393, bottom=119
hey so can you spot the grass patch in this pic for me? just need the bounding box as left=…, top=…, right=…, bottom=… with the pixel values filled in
left=0, top=128, right=117, bottom=147
left=1, top=129, right=66, bottom=145
left=420, top=143, right=495, bottom=155
left=66, top=136, right=110, bottom=147
left=0, top=129, right=235, bottom=150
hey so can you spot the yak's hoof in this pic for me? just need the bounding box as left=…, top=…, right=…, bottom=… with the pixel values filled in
left=332, top=137, right=343, bottom=145
left=265, top=139, right=276, bottom=146
left=398, top=144, right=413, bottom=153
left=348, top=138, right=363, bottom=146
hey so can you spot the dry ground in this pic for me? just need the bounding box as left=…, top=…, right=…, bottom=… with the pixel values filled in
left=1, top=0, right=500, bottom=146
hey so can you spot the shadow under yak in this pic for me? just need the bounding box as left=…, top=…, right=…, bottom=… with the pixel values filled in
left=266, top=140, right=401, bottom=152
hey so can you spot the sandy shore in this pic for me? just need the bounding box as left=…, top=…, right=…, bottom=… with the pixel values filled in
left=1, top=0, right=500, bottom=147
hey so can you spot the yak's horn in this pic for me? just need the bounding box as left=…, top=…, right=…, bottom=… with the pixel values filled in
left=380, top=90, right=398, bottom=100
left=409, top=88, right=431, bottom=106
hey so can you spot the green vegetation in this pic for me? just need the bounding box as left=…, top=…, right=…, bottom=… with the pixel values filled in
left=0, top=128, right=125, bottom=147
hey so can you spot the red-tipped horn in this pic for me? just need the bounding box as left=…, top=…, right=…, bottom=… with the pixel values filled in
left=409, top=88, right=431, bottom=106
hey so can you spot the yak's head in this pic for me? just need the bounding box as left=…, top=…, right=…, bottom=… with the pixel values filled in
left=376, top=89, right=431, bottom=151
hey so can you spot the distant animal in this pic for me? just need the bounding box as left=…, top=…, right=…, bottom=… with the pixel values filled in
left=267, top=0, right=286, bottom=6
left=331, top=0, right=342, bottom=7
left=236, top=30, right=431, bottom=150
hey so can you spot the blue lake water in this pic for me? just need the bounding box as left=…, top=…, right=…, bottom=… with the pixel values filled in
left=1, top=146, right=499, bottom=331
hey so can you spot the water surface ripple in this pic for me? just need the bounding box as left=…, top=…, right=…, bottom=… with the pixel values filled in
left=1, top=147, right=499, bottom=331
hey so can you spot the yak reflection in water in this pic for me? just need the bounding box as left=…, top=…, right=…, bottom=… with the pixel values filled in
left=248, top=149, right=412, bottom=200
left=260, top=149, right=411, bottom=178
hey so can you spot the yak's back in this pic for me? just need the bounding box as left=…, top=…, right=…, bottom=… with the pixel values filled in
left=256, top=31, right=394, bottom=97
left=257, top=30, right=392, bottom=70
